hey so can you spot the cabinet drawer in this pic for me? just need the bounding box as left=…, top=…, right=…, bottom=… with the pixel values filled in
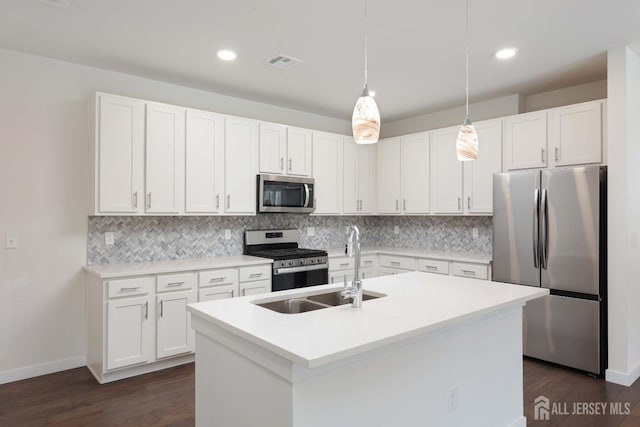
left=199, top=269, right=238, bottom=288
left=417, top=258, right=449, bottom=275
left=156, top=272, right=196, bottom=292
left=239, top=279, right=271, bottom=296
left=199, top=283, right=238, bottom=301
left=452, top=262, right=488, bottom=280
left=379, top=267, right=405, bottom=276
left=379, top=255, right=416, bottom=271
left=329, top=257, right=354, bottom=271
left=239, top=265, right=271, bottom=283
left=361, top=255, right=377, bottom=269
left=107, top=277, right=154, bottom=298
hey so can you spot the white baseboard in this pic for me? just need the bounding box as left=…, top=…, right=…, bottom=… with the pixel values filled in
left=606, top=360, right=640, bottom=387
left=0, top=356, right=87, bottom=385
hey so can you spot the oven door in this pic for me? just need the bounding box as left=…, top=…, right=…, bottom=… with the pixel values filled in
left=258, top=175, right=315, bottom=213
left=272, top=264, right=328, bottom=292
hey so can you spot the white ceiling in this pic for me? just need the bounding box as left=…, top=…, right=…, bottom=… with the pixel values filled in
left=1, top=0, right=639, bottom=121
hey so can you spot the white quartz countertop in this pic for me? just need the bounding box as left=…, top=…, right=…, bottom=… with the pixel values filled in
left=187, top=271, right=546, bottom=368
left=83, top=255, right=272, bottom=279
left=326, top=246, right=492, bottom=264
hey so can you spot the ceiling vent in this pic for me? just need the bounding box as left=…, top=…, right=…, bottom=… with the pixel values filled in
left=40, top=0, right=73, bottom=8
left=265, top=54, right=303, bottom=70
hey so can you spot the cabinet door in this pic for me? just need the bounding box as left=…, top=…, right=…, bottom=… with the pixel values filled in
left=343, top=139, right=359, bottom=214
left=199, top=283, right=238, bottom=301
left=357, top=144, right=376, bottom=214
left=376, top=138, right=401, bottom=214
left=107, top=295, right=154, bottom=370
left=97, top=94, right=144, bottom=213
left=464, top=119, right=502, bottom=214
left=287, top=127, right=312, bottom=176
left=431, top=127, right=463, bottom=214
left=185, top=110, right=225, bottom=213
left=225, top=117, right=258, bottom=214
left=145, top=103, right=185, bottom=214
left=550, top=101, right=602, bottom=167
left=503, top=111, right=547, bottom=170
left=259, top=123, right=287, bottom=175
left=156, top=290, right=196, bottom=359
left=312, top=132, right=343, bottom=214
left=240, top=280, right=271, bottom=296
left=401, top=132, right=430, bottom=214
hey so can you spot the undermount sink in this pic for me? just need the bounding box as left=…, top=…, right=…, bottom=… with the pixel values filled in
left=254, top=289, right=385, bottom=314
left=307, top=290, right=379, bottom=306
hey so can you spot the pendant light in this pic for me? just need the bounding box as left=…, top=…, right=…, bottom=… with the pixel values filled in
left=456, top=0, right=478, bottom=160
left=352, top=0, right=380, bottom=144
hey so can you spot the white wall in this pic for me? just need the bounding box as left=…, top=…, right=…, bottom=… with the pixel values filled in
left=0, top=47, right=350, bottom=384
left=523, top=80, right=607, bottom=112
left=380, top=94, right=522, bottom=138
left=605, top=46, right=640, bottom=386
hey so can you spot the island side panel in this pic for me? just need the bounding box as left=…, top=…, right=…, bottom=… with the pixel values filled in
left=194, top=331, right=293, bottom=427
left=291, top=307, right=526, bottom=427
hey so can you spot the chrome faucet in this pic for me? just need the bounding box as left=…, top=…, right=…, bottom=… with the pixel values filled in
left=341, top=225, right=362, bottom=308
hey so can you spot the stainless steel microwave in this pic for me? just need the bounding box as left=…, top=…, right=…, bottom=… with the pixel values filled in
left=257, top=174, right=315, bottom=213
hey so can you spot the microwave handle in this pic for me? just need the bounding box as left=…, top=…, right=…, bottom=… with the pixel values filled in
left=303, top=184, right=310, bottom=208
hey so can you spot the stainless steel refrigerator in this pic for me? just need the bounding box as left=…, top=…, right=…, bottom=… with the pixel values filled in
left=492, top=166, right=606, bottom=375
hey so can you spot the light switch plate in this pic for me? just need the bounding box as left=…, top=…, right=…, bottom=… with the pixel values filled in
left=5, top=232, right=18, bottom=249
left=224, top=229, right=231, bottom=240
left=104, top=232, right=115, bottom=246
left=472, top=228, right=479, bottom=239
left=394, top=226, right=400, bottom=235
left=307, top=227, right=315, bottom=237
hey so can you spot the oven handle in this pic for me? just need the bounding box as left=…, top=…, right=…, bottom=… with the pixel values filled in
left=274, top=263, right=328, bottom=275
left=303, top=184, right=310, bottom=208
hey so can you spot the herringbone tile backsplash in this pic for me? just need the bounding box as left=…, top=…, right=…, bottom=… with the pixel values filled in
left=87, top=215, right=492, bottom=265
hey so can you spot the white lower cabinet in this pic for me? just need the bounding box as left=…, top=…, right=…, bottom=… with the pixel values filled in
left=106, top=292, right=154, bottom=371
left=198, top=268, right=239, bottom=301
left=156, top=273, right=196, bottom=359
left=416, top=258, right=449, bottom=275
left=239, top=265, right=272, bottom=296
left=451, top=262, right=489, bottom=280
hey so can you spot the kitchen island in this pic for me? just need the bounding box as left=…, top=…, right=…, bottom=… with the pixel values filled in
left=187, top=271, right=547, bottom=427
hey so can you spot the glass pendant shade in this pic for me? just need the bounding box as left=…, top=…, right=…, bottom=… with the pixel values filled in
left=456, top=117, right=478, bottom=161
left=352, top=86, right=380, bottom=144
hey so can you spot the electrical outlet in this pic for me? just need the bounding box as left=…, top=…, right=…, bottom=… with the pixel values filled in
left=5, top=232, right=18, bottom=249
left=448, top=386, right=458, bottom=412
left=104, top=232, right=115, bottom=246
left=224, top=229, right=231, bottom=240
left=472, top=228, right=478, bottom=239
left=307, top=227, right=315, bottom=237
left=394, top=225, right=400, bottom=235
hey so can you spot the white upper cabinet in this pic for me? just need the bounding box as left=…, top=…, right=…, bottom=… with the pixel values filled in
left=344, top=139, right=376, bottom=215
left=503, top=111, right=547, bottom=170
left=185, top=110, right=225, bottom=214
left=259, top=122, right=287, bottom=175
left=93, top=93, right=145, bottom=214
left=430, top=127, right=463, bottom=214
left=401, top=132, right=430, bottom=214
left=463, top=119, right=502, bottom=214
left=225, top=117, right=258, bottom=214
left=145, top=103, right=186, bottom=214
left=259, top=124, right=312, bottom=177
left=377, top=138, right=401, bottom=214
left=286, top=127, right=312, bottom=176
left=312, top=132, right=343, bottom=215
left=549, top=101, right=602, bottom=167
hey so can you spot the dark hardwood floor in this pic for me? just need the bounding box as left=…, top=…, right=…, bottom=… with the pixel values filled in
left=2, top=359, right=640, bottom=426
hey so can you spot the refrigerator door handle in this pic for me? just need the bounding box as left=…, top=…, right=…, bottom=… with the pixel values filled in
left=533, top=188, right=540, bottom=268
left=541, top=189, right=549, bottom=269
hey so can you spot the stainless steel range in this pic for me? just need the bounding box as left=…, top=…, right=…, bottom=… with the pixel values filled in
left=244, top=229, right=328, bottom=292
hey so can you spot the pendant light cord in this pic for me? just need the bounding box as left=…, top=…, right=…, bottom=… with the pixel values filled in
left=465, top=0, right=470, bottom=118
left=364, top=0, right=369, bottom=88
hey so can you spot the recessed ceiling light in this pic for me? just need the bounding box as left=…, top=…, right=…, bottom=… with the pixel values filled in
left=40, top=0, right=73, bottom=8
left=217, top=49, right=237, bottom=61
left=495, top=47, right=518, bottom=60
